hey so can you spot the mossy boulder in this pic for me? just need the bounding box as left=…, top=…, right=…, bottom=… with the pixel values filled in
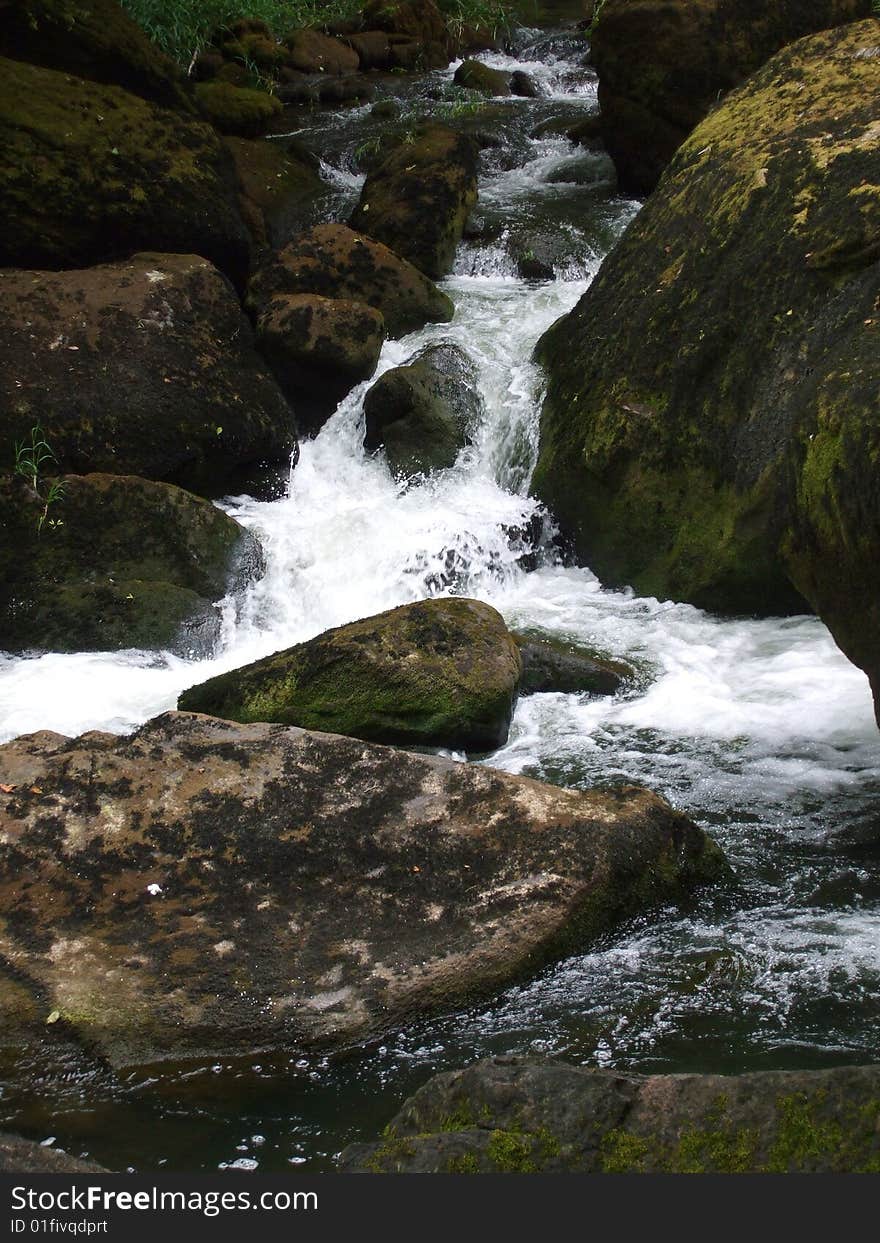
left=454, top=58, right=511, bottom=96
left=514, top=634, right=633, bottom=696
left=590, top=0, right=871, bottom=194
left=255, top=294, right=385, bottom=433
left=0, top=472, right=263, bottom=655
left=0, top=0, right=192, bottom=111
left=349, top=124, right=479, bottom=278
left=0, top=254, right=295, bottom=496
left=341, top=1056, right=880, bottom=1173
left=179, top=597, right=522, bottom=751
left=533, top=22, right=880, bottom=642
left=0, top=712, right=725, bottom=1065
left=223, top=137, right=324, bottom=253
left=194, top=81, right=282, bottom=137
left=364, top=343, right=480, bottom=478
left=248, top=223, right=454, bottom=338
left=362, top=0, right=451, bottom=67
left=0, top=56, right=251, bottom=286
left=284, top=30, right=360, bottom=74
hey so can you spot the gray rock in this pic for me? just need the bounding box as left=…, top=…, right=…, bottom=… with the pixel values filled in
left=514, top=634, right=634, bottom=696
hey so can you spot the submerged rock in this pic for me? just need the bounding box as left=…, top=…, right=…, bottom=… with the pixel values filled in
left=514, top=634, right=633, bottom=696
left=0, top=56, right=251, bottom=286
left=533, top=23, right=880, bottom=659
left=363, top=343, right=481, bottom=478
left=247, top=223, right=453, bottom=338
left=0, top=472, right=262, bottom=656
left=0, top=254, right=295, bottom=495
left=255, top=294, right=385, bottom=433
left=349, top=125, right=479, bottom=278
left=0, top=713, right=726, bottom=1067
left=454, top=59, right=511, bottom=96
left=341, top=1056, right=880, bottom=1172
left=178, top=597, right=521, bottom=751
left=590, top=0, right=870, bottom=194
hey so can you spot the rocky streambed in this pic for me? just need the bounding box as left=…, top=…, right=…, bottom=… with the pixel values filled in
left=1, top=0, right=879, bottom=1174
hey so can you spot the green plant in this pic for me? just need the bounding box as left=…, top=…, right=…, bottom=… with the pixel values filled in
left=438, top=0, right=512, bottom=41
left=13, top=425, right=65, bottom=535
left=585, top=0, right=609, bottom=38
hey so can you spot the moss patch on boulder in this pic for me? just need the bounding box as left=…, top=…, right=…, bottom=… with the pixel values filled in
left=179, top=597, right=522, bottom=751
left=454, top=58, right=511, bottom=96
left=194, top=81, right=282, bottom=137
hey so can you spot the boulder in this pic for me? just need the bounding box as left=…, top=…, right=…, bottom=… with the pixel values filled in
left=363, top=343, right=481, bottom=477
left=590, top=0, right=871, bottom=194
left=223, top=137, right=325, bottom=253
left=255, top=294, right=385, bottom=432
left=454, top=59, right=511, bottom=96
left=0, top=712, right=726, bottom=1066
left=361, top=0, right=451, bottom=68
left=345, top=31, right=393, bottom=70
left=247, top=223, right=454, bottom=338
left=514, top=634, right=633, bottom=696
left=178, top=597, right=521, bottom=751
left=533, top=22, right=880, bottom=640
left=341, top=1056, right=880, bottom=1172
left=284, top=30, right=360, bottom=74
left=0, top=1134, right=107, bottom=1174
left=193, top=81, right=282, bottom=137
left=0, top=0, right=192, bottom=111
left=0, top=472, right=263, bottom=656
left=511, top=70, right=540, bottom=98
left=350, top=125, right=479, bottom=278
left=0, top=57, right=251, bottom=286
left=0, top=254, right=295, bottom=496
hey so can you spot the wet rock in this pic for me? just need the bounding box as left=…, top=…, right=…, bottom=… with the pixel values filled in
left=0, top=712, right=726, bottom=1066
left=566, top=114, right=604, bottom=147
left=362, top=0, right=451, bottom=68
left=0, top=0, right=192, bottom=111
left=346, top=31, right=393, bottom=70
left=0, top=254, right=295, bottom=495
left=454, top=59, right=511, bottom=96
left=0, top=57, right=251, bottom=287
left=223, top=137, right=324, bottom=253
left=0, top=472, right=262, bottom=656
left=0, top=1134, right=107, bottom=1174
left=511, top=69, right=540, bottom=98
left=590, top=0, right=871, bottom=195
left=364, top=343, right=481, bottom=478
left=533, top=22, right=879, bottom=644
left=341, top=1056, right=880, bottom=1172
left=193, top=81, right=282, bottom=137
left=255, top=293, right=384, bottom=433
left=284, top=30, right=360, bottom=74
left=514, top=634, right=633, bottom=696
left=247, top=223, right=453, bottom=338
left=350, top=125, right=479, bottom=278
left=179, top=597, right=521, bottom=750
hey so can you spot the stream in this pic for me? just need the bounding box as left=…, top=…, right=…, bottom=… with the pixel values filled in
left=2, top=18, right=880, bottom=1173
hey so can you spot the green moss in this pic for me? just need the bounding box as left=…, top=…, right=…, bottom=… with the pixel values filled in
left=600, top=1130, right=651, bottom=1173
left=194, top=80, right=281, bottom=137
left=486, top=1128, right=536, bottom=1173
left=446, top=1153, right=480, bottom=1173
left=363, top=1125, right=418, bottom=1173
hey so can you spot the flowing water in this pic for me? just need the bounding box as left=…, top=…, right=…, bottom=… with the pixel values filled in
left=2, top=22, right=880, bottom=1172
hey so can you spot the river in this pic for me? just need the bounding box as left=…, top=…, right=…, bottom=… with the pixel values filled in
left=1, top=19, right=879, bottom=1173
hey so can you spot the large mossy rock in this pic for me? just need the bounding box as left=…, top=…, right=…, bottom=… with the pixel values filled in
left=363, top=343, right=481, bottom=478
left=179, top=597, right=522, bottom=751
left=454, top=58, right=511, bottom=96
left=349, top=125, right=479, bottom=278
left=248, top=223, right=454, bottom=337
left=590, top=0, right=870, bottom=194
left=0, top=254, right=295, bottom=495
left=255, top=294, right=385, bottom=433
left=0, top=0, right=192, bottom=111
left=193, top=81, right=282, bottom=137
left=533, top=22, right=880, bottom=642
left=223, top=138, right=325, bottom=253
left=341, top=1056, right=880, bottom=1173
left=0, top=712, right=726, bottom=1066
left=0, top=56, right=251, bottom=285
left=0, top=473, right=262, bottom=656
left=514, top=634, right=633, bottom=697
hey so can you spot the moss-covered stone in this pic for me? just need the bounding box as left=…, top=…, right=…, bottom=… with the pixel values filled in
left=362, top=0, right=451, bottom=68
left=349, top=124, right=479, bottom=278
left=223, top=137, right=324, bottom=254
left=284, top=29, right=360, bottom=74
left=0, top=0, right=192, bottom=110
left=179, top=597, right=522, bottom=750
left=363, top=343, right=480, bottom=478
left=454, top=58, right=511, bottom=96
left=0, top=472, right=263, bottom=655
left=194, top=81, right=282, bottom=138
left=248, top=223, right=453, bottom=338
left=513, top=633, right=634, bottom=696
left=342, top=1057, right=880, bottom=1173
left=0, top=56, right=251, bottom=285
left=591, top=0, right=871, bottom=194
left=255, top=293, right=385, bottom=433
left=533, top=20, right=880, bottom=642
